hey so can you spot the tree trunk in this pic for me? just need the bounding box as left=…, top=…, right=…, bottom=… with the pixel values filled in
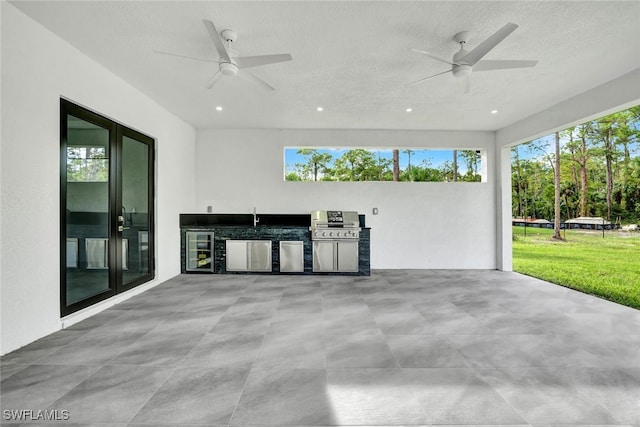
left=606, top=154, right=613, bottom=220
left=553, top=132, right=563, bottom=240
left=579, top=133, right=589, bottom=217
left=392, top=149, right=399, bottom=181
left=452, top=149, right=458, bottom=182
left=604, top=126, right=614, bottom=221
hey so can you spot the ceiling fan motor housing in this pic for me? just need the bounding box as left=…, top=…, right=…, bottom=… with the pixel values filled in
left=452, top=64, right=471, bottom=79
left=452, top=47, right=471, bottom=79
left=220, top=62, right=238, bottom=76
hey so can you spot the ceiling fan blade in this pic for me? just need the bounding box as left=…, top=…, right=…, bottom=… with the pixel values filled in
left=410, top=48, right=458, bottom=66
left=153, top=49, right=219, bottom=63
left=406, top=69, right=451, bottom=87
left=203, top=19, right=230, bottom=62
left=457, top=76, right=470, bottom=94
left=240, top=70, right=275, bottom=91
left=235, top=53, right=293, bottom=69
left=473, top=59, right=538, bottom=71
left=460, top=22, right=519, bottom=66
left=206, top=70, right=223, bottom=89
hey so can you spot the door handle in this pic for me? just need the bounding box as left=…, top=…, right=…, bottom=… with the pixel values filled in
left=118, top=215, right=130, bottom=232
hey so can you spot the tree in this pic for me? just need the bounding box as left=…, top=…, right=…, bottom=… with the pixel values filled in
left=512, top=146, right=526, bottom=218
left=589, top=114, right=623, bottom=220
left=452, top=149, right=458, bottom=182
left=334, top=149, right=378, bottom=181
left=566, top=124, right=594, bottom=217
left=295, top=149, right=333, bottom=181
left=374, top=150, right=393, bottom=181
left=403, top=149, right=415, bottom=181
left=553, top=132, right=564, bottom=240
left=459, top=150, right=481, bottom=182
left=392, top=149, right=400, bottom=181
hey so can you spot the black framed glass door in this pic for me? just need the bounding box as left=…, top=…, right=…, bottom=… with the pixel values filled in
left=60, top=99, right=154, bottom=316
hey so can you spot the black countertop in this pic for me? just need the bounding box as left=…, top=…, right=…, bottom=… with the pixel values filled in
left=180, top=213, right=366, bottom=228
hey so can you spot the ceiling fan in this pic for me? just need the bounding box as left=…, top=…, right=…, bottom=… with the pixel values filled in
left=408, top=22, right=537, bottom=93
left=154, top=19, right=292, bottom=91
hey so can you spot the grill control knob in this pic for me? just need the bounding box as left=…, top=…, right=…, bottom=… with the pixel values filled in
left=322, top=232, right=326, bottom=237
left=336, top=232, right=341, bottom=237
left=329, top=232, right=334, bottom=237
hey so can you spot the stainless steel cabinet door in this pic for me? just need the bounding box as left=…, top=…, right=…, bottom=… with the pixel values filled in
left=280, top=241, right=304, bottom=272
left=249, top=241, right=272, bottom=272
left=226, top=240, right=248, bottom=271
left=313, top=241, right=335, bottom=272
left=337, top=241, right=359, bottom=272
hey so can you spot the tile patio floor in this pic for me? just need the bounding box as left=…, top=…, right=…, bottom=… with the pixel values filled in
left=1, top=270, right=639, bottom=426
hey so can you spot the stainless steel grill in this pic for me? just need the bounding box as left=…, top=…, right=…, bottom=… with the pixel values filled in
left=310, top=210, right=361, bottom=240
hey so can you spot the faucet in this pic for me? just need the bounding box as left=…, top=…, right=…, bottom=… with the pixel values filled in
left=252, top=206, right=260, bottom=227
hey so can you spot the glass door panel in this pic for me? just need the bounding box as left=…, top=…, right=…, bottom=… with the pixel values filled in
left=120, top=133, right=154, bottom=288
left=64, top=115, right=112, bottom=305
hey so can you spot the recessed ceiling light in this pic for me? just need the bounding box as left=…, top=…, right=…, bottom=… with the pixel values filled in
left=316, top=106, right=324, bottom=112
left=405, top=108, right=413, bottom=113
left=491, top=110, right=498, bottom=114
left=216, top=106, right=223, bottom=111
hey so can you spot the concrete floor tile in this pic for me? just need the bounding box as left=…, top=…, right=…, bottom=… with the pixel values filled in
left=131, top=367, right=249, bottom=425
left=406, top=368, right=527, bottom=424
left=253, top=333, right=326, bottom=369
left=325, top=334, right=398, bottom=368
left=47, top=365, right=172, bottom=423
left=38, top=330, right=148, bottom=365
left=477, top=367, right=622, bottom=425
left=108, top=329, right=205, bottom=367
left=231, top=368, right=336, bottom=425
left=326, top=368, right=426, bottom=425
left=386, top=335, right=470, bottom=368
left=180, top=333, right=263, bottom=368
left=0, top=364, right=100, bottom=412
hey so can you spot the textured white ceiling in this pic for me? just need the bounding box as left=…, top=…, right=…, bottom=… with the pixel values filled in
left=9, top=1, right=640, bottom=131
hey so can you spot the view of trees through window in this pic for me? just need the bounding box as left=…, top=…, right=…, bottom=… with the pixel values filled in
left=512, top=105, right=640, bottom=222
left=67, top=146, right=108, bottom=182
left=285, top=148, right=483, bottom=182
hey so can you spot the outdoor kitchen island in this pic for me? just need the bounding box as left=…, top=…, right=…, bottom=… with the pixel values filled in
left=180, top=212, right=370, bottom=275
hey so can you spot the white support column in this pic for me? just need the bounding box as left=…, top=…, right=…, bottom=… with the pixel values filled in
left=480, top=149, right=488, bottom=183
left=495, top=144, right=512, bottom=271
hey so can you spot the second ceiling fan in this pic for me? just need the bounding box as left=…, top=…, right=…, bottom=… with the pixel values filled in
left=408, top=22, right=537, bottom=93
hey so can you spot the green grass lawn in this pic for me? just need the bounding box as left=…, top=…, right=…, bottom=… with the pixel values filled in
left=512, top=226, right=640, bottom=309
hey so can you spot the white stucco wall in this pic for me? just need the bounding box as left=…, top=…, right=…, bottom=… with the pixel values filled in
left=0, top=3, right=197, bottom=355
left=196, top=129, right=496, bottom=270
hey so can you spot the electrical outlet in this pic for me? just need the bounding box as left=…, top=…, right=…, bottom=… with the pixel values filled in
left=372, top=207, right=379, bottom=215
